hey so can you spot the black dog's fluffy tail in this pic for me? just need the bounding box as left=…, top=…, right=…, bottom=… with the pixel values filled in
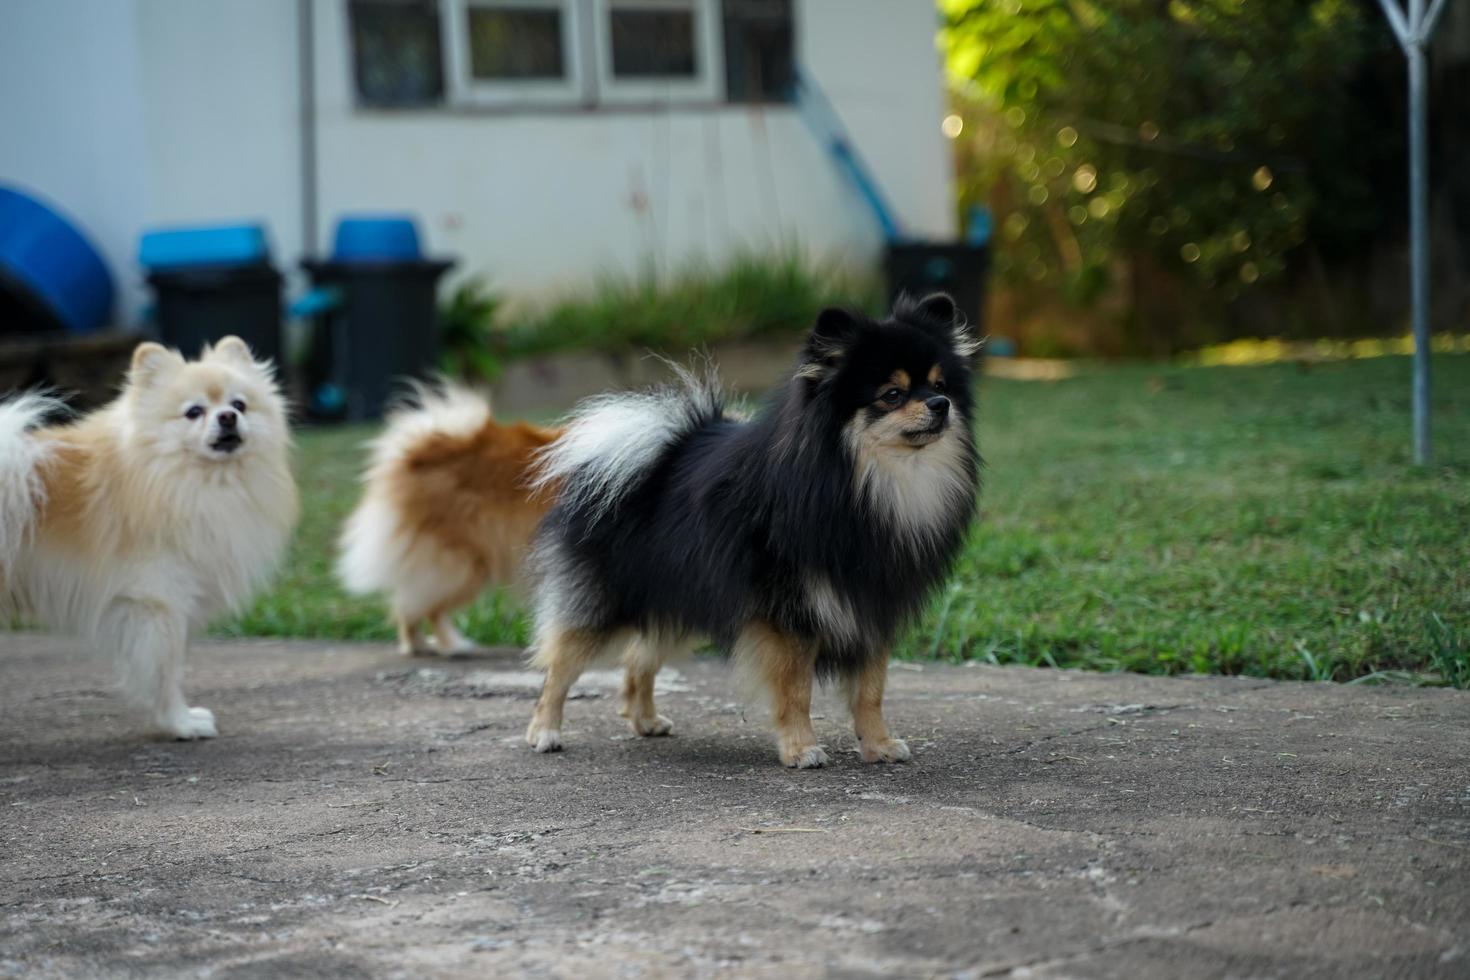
left=532, top=361, right=723, bottom=522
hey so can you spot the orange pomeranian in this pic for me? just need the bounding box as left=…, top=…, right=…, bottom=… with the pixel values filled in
left=336, top=385, right=560, bottom=655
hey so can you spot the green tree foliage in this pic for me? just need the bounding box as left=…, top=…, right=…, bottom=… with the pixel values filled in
left=942, top=0, right=1395, bottom=316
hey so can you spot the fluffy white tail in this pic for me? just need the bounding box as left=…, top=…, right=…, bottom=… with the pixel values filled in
left=531, top=362, right=722, bottom=522
left=0, top=393, right=63, bottom=581
left=336, top=383, right=492, bottom=596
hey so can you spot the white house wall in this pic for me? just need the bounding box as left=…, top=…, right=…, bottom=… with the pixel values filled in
left=0, top=0, right=302, bottom=326
left=311, top=0, right=953, bottom=302
left=0, top=0, right=154, bottom=324
left=797, top=0, right=954, bottom=250
left=1, top=0, right=952, bottom=325
left=134, top=0, right=304, bottom=278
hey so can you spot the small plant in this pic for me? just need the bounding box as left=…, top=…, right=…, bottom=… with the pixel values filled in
left=1427, top=615, right=1469, bottom=690
left=439, top=277, right=507, bottom=382
left=1296, top=641, right=1333, bottom=683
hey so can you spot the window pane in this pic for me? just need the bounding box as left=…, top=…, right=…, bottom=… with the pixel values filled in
left=609, top=8, right=697, bottom=79
left=468, top=7, right=566, bottom=80
left=349, top=0, right=446, bottom=106
left=723, top=0, right=793, bottom=103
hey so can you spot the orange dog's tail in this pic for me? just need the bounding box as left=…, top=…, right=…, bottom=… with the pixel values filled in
left=336, top=384, right=560, bottom=654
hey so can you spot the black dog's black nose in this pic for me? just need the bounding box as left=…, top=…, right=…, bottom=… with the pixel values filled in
left=925, top=396, right=950, bottom=419
left=217, top=410, right=237, bottom=430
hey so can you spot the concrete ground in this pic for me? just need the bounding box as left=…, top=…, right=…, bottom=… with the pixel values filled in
left=1, top=636, right=1467, bottom=979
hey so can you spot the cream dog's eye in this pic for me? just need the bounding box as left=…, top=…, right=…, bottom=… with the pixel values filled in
left=184, top=405, right=204, bottom=420
left=231, top=399, right=247, bottom=413
left=879, top=387, right=906, bottom=407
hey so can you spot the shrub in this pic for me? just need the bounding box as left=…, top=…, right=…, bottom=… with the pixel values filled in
left=438, top=253, right=881, bottom=381
left=439, top=277, right=507, bottom=381
left=500, top=251, right=883, bottom=361
left=941, top=0, right=1400, bottom=351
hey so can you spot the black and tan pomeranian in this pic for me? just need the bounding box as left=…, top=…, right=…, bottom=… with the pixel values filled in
left=525, top=293, right=980, bottom=768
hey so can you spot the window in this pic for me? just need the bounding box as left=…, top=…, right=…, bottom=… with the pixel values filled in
left=444, top=0, right=585, bottom=105
left=467, top=7, right=565, bottom=79
left=349, top=0, right=446, bottom=107
left=611, top=8, right=696, bottom=77
left=592, top=0, right=722, bottom=102
left=722, top=0, right=793, bottom=103
left=347, top=0, right=794, bottom=109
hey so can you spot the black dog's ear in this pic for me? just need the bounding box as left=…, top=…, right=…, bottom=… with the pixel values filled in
left=797, top=307, right=862, bottom=382
left=897, top=291, right=983, bottom=361
left=912, top=292, right=956, bottom=326
left=811, top=306, right=861, bottom=346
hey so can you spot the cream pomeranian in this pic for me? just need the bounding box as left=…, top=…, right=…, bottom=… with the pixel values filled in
left=0, top=337, right=298, bottom=739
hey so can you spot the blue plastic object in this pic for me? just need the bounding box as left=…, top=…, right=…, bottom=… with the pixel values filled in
left=311, top=382, right=347, bottom=417
left=0, top=184, right=115, bottom=333
left=924, top=256, right=956, bottom=282
left=987, top=337, right=1017, bottom=358
left=965, top=205, right=993, bottom=247
left=139, top=223, right=270, bottom=270
left=288, top=285, right=343, bottom=319
left=331, top=215, right=423, bottom=262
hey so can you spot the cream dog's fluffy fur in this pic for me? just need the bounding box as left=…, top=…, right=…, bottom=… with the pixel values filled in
left=0, top=337, right=298, bottom=739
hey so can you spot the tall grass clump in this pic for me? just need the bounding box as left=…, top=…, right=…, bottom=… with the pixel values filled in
left=501, top=251, right=883, bottom=360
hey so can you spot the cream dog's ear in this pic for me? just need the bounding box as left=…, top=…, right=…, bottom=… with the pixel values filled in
left=129, top=342, right=184, bottom=388
left=206, top=336, right=255, bottom=366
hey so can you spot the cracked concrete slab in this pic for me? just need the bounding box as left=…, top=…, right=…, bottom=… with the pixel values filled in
left=1, top=635, right=1467, bottom=978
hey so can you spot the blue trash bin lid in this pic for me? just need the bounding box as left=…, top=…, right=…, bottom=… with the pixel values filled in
left=331, top=215, right=424, bottom=262
left=139, top=223, right=272, bottom=270
left=0, top=184, right=115, bottom=334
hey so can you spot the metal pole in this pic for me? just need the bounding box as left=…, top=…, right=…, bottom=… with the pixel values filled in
left=298, top=0, right=318, bottom=257
left=1408, top=34, right=1431, bottom=464
left=1378, top=0, right=1412, bottom=40
left=1425, top=0, right=1452, bottom=37
left=1376, top=0, right=1442, bottom=465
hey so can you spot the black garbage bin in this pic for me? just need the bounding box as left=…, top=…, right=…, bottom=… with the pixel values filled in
left=883, top=241, right=990, bottom=333
left=140, top=224, right=282, bottom=364
left=299, top=216, right=454, bottom=421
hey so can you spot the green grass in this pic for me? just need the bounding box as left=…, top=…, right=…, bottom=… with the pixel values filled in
left=222, top=353, right=1470, bottom=686
left=216, top=424, right=536, bottom=647
left=906, top=353, right=1470, bottom=684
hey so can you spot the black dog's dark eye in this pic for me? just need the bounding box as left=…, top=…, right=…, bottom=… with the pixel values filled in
left=934, top=378, right=947, bottom=392
left=231, top=399, right=247, bottom=413
left=879, top=387, right=906, bottom=407
left=184, top=406, right=204, bottom=420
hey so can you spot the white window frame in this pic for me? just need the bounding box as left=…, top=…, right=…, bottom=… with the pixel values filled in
left=441, top=0, right=589, bottom=107
left=590, top=0, right=724, bottom=105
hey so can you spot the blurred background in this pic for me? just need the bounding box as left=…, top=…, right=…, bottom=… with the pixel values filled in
left=0, top=0, right=1465, bottom=685
left=2, top=0, right=1467, bottom=395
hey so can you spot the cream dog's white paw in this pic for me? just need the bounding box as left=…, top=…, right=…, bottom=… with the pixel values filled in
left=526, top=725, right=563, bottom=753
left=164, top=706, right=218, bottom=740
